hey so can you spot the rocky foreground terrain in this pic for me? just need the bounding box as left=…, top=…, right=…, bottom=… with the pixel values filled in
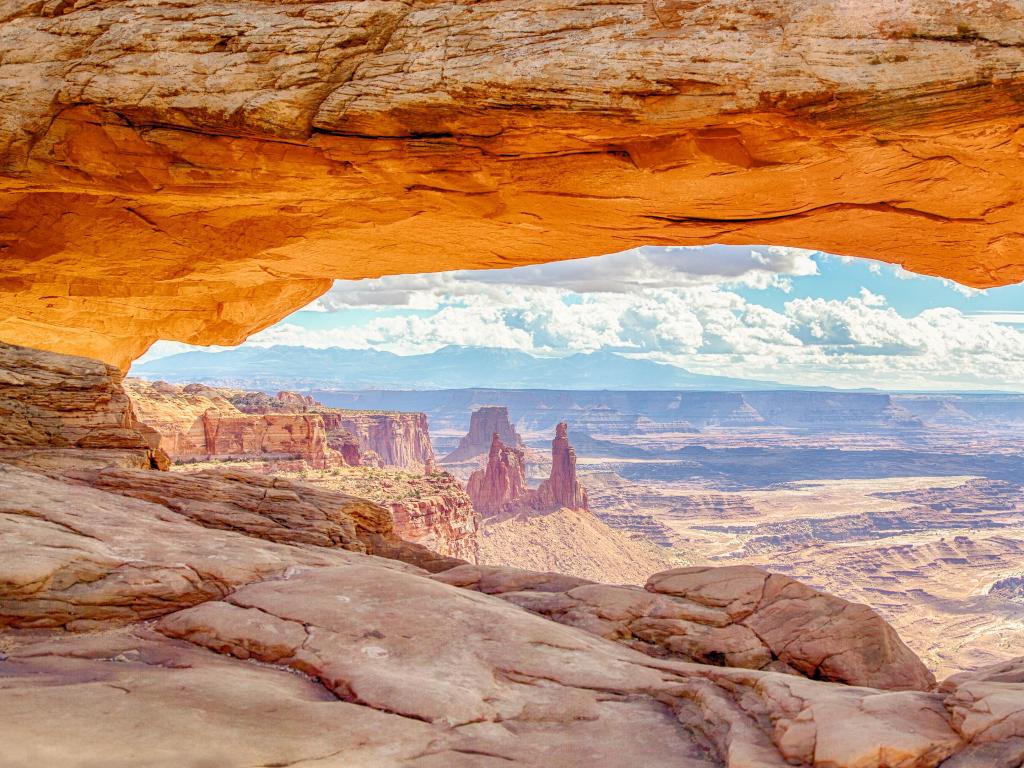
left=4, top=340, right=1024, bottom=766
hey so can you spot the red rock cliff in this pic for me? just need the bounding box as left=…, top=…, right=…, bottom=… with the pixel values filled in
left=226, top=390, right=434, bottom=472
left=319, top=412, right=435, bottom=472
left=200, top=413, right=341, bottom=470
left=126, top=380, right=344, bottom=469
left=445, top=406, right=523, bottom=463
left=466, top=433, right=530, bottom=518
left=386, top=473, right=480, bottom=563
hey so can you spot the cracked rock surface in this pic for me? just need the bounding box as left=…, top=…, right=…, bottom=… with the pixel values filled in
left=4, top=456, right=1024, bottom=766
left=432, top=562, right=935, bottom=691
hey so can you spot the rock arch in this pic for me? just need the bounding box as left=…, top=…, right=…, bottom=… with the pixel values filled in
left=0, top=0, right=1021, bottom=367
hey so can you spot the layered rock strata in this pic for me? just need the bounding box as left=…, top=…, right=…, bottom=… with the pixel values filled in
left=317, top=411, right=435, bottom=472
left=445, top=406, right=524, bottom=462
left=1, top=2, right=1023, bottom=366
left=5, top=478, right=1024, bottom=767
left=534, top=421, right=589, bottom=512
left=0, top=342, right=166, bottom=472
left=306, top=465, right=481, bottom=562
left=4, top=348, right=1024, bottom=763
left=226, top=388, right=436, bottom=471
left=384, top=476, right=480, bottom=563
left=128, top=380, right=435, bottom=470
left=126, top=379, right=344, bottom=469
left=433, top=563, right=935, bottom=691
left=3, top=384, right=1024, bottom=761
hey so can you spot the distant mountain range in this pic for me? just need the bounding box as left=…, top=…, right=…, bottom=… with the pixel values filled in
left=132, top=345, right=799, bottom=391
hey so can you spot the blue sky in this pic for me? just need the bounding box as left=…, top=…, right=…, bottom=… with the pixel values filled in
left=139, top=246, right=1024, bottom=391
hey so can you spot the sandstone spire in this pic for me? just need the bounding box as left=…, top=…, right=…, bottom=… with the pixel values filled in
left=533, top=422, right=588, bottom=513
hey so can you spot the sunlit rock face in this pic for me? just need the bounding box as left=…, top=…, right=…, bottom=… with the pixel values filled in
left=0, top=342, right=167, bottom=471
left=467, top=432, right=531, bottom=517
left=534, top=422, right=589, bottom=514
left=0, top=1, right=1022, bottom=367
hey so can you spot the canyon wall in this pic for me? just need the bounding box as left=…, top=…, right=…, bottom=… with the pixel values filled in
left=1, top=2, right=1022, bottom=366
left=319, top=412, right=435, bottom=473
left=128, top=381, right=435, bottom=471
left=127, top=380, right=344, bottom=469
left=321, top=389, right=950, bottom=435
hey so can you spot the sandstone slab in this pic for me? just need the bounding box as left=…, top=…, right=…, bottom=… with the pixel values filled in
left=0, top=462, right=426, bottom=629
left=435, top=562, right=935, bottom=691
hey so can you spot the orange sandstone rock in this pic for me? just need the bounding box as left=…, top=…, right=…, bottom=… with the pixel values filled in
left=0, top=2, right=1021, bottom=367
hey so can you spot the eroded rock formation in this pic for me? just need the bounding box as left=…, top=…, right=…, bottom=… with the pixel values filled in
left=313, top=466, right=481, bottom=562
left=433, top=563, right=935, bottom=691
left=6, top=464, right=1024, bottom=766
left=0, top=2, right=1021, bottom=366
left=445, top=406, right=524, bottom=463
left=127, top=379, right=345, bottom=469
left=534, top=422, right=589, bottom=513
left=468, top=423, right=589, bottom=518
left=0, top=342, right=167, bottom=472
left=385, top=476, right=480, bottom=563
left=467, top=432, right=530, bottom=517
left=318, top=411, right=435, bottom=472
left=127, top=379, right=435, bottom=470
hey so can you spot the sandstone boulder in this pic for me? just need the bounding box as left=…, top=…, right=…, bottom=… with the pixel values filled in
left=941, top=657, right=1024, bottom=767
left=156, top=562, right=965, bottom=768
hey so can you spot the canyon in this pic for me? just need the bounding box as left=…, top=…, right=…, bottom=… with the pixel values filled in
left=320, top=387, right=1024, bottom=676
left=9, top=341, right=1024, bottom=766
left=2, top=4, right=1024, bottom=765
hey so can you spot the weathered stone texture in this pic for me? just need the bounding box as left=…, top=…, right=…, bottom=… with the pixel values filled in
left=0, top=1, right=1021, bottom=366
